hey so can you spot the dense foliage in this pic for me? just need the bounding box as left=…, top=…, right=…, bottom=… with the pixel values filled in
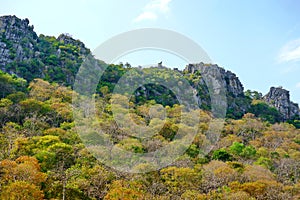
left=0, top=70, right=299, bottom=199
left=2, top=32, right=90, bottom=85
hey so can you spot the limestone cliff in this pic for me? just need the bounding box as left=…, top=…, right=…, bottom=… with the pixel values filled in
left=1, top=15, right=300, bottom=121
left=263, top=87, right=300, bottom=120
left=0, top=15, right=38, bottom=70
left=184, top=63, right=249, bottom=118
left=0, top=15, right=90, bottom=85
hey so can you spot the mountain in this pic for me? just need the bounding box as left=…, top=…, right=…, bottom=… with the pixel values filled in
left=0, top=15, right=300, bottom=200
left=0, top=15, right=90, bottom=84
left=264, top=86, right=300, bottom=120
left=184, top=63, right=249, bottom=118
left=0, top=15, right=299, bottom=123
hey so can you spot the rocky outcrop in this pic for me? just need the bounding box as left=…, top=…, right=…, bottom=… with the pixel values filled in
left=185, top=63, right=244, bottom=97
left=0, top=15, right=90, bottom=85
left=263, top=87, right=300, bottom=120
left=184, top=63, right=249, bottom=117
left=1, top=15, right=300, bottom=122
left=57, top=34, right=90, bottom=56
left=0, top=15, right=38, bottom=70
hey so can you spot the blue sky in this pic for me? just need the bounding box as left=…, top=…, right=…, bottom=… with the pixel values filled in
left=1, top=0, right=300, bottom=103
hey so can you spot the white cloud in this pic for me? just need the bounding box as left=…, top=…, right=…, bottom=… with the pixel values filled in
left=278, top=38, right=300, bottom=62
left=133, top=0, right=172, bottom=23
left=133, top=11, right=158, bottom=23
left=145, top=0, right=172, bottom=14
left=296, top=82, right=300, bottom=88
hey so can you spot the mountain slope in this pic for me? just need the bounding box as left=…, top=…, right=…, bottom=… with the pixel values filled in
left=0, top=15, right=90, bottom=84
left=0, top=15, right=299, bottom=199
left=0, top=15, right=299, bottom=122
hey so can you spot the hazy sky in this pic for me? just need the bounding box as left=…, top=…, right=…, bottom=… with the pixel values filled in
left=1, top=0, right=300, bottom=103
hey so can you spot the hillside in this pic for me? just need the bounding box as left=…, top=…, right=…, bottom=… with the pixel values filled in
left=0, top=15, right=299, bottom=199
left=0, top=15, right=90, bottom=84
left=1, top=16, right=300, bottom=123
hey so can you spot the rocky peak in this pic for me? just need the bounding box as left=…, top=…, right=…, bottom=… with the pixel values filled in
left=0, top=15, right=91, bottom=85
left=57, top=33, right=90, bottom=55
left=184, top=63, right=248, bottom=118
left=0, top=15, right=36, bottom=40
left=263, top=87, right=300, bottom=120
left=185, top=63, right=244, bottom=97
left=0, top=15, right=38, bottom=69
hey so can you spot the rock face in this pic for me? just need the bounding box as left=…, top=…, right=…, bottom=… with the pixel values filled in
left=263, top=87, right=300, bottom=120
left=1, top=15, right=300, bottom=121
left=184, top=63, right=249, bottom=118
left=185, top=63, right=244, bottom=97
left=0, top=15, right=90, bottom=85
left=0, top=15, right=38, bottom=70
left=57, top=34, right=90, bottom=56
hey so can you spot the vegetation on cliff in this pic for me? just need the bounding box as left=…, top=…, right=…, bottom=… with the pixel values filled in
left=0, top=15, right=299, bottom=199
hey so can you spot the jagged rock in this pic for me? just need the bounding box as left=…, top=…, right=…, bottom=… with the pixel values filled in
left=0, top=15, right=91, bottom=85
left=225, top=70, right=244, bottom=97
left=184, top=63, right=248, bottom=117
left=263, top=87, right=300, bottom=120
left=57, top=34, right=90, bottom=55
left=1, top=15, right=300, bottom=122
left=185, top=63, right=244, bottom=96
left=0, top=15, right=37, bottom=70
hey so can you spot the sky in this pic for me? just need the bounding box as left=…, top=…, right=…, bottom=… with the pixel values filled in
left=1, top=0, right=300, bottom=103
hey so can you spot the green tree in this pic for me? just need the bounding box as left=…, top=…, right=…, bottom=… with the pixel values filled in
left=241, top=145, right=256, bottom=158
left=249, top=100, right=282, bottom=123
left=230, top=142, right=245, bottom=155
left=0, top=70, right=27, bottom=98
left=212, top=148, right=232, bottom=161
